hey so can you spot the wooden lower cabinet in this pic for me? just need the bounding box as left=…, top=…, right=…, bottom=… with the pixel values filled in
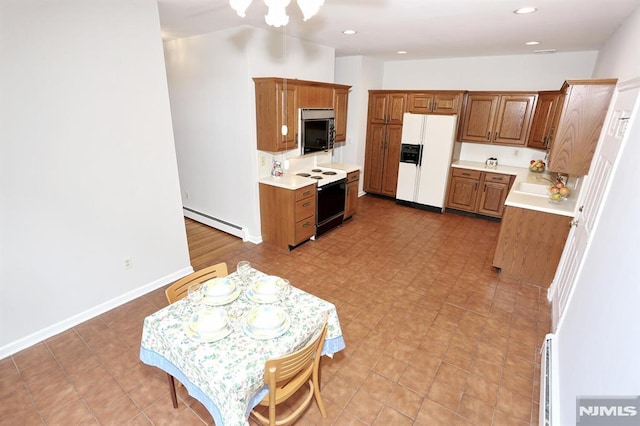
left=363, top=123, right=403, bottom=197
left=492, top=206, right=571, bottom=287
left=259, top=183, right=316, bottom=251
left=446, top=168, right=513, bottom=218
left=344, top=170, right=360, bottom=219
left=447, top=169, right=481, bottom=211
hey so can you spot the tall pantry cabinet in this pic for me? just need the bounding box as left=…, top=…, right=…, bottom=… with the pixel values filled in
left=363, top=92, right=406, bottom=197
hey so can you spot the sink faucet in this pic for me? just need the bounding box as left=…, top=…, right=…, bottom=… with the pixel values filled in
left=556, top=172, right=568, bottom=186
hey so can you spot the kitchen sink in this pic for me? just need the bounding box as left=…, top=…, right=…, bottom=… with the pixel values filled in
left=513, top=181, right=549, bottom=196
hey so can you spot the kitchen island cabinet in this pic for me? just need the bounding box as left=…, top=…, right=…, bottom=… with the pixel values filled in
left=492, top=206, right=571, bottom=287
left=259, top=182, right=316, bottom=251
left=459, top=92, right=537, bottom=146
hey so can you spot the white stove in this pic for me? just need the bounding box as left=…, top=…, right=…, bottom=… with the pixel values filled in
left=293, top=167, right=347, bottom=187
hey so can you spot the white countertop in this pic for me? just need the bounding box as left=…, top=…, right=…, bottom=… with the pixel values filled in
left=259, top=163, right=362, bottom=190
left=258, top=174, right=317, bottom=190
left=451, top=160, right=579, bottom=217
left=318, top=162, right=361, bottom=173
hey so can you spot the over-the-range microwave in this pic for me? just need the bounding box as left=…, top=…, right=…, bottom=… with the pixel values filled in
left=299, top=108, right=335, bottom=156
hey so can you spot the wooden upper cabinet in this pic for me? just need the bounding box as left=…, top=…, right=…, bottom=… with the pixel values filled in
left=459, top=92, right=537, bottom=146
left=406, top=92, right=463, bottom=115
left=298, top=85, right=333, bottom=107
left=547, top=79, right=617, bottom=176
left=493, top=94, right=537, bottom=145
left=333, top=87, right=349, bottom=142
left=254, top=79, right=298, bottom=152
left=369, top=92, right=407, bottom=124
left=254, top=78, right=351, bottom=152
left=527, top=91, right=563, bottom=150
left=459, top=94, right=499, bottom=143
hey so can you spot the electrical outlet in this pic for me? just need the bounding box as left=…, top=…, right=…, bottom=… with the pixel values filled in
left=513, top=149, right=519, bottom=156
left=185, top=191, right=189, bottom=199
left=123, top=257, right=133, bottom=270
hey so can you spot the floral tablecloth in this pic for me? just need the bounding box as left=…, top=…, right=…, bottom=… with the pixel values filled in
left=139, top=268, right=345, bottom=426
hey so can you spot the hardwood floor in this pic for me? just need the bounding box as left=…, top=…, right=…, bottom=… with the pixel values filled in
left=184, top=218, right=248, bottom=270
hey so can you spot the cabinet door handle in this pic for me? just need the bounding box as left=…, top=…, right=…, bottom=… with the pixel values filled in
left=494, top=132, right=498, bottom=141
left=303, top=190, right=311, bottom=197
left=487, top=132, right=491, bottom=140
left=474, top=183, right=478, bottom=191
left=462, top=172, right=471, bottom=176
left=303, top=202, right=311, bottom=207
left=303, top=221, right=311, bottom=227
left=483, top=184, right=487, bottom=192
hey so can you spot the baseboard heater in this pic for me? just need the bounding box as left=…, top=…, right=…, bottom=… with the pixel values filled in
left=540, top=333, right=559, bottom=425
left=183, top=207, right=244, bottom=240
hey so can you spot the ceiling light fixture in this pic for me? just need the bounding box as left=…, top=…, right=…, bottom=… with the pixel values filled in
left=534, top=48, right=557, bottom=54
left=397, top=50, right=408, bottom=55
left=514, top=7, right=537, bottom=14
left=342, top=30, right=357, bottom=35
left=230, top=0, right=325, bottom=27
left=526, top=41, right=540, bottom=45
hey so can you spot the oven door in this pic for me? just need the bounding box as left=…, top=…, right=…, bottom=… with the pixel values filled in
left=316, top=178, right=346, bottom=237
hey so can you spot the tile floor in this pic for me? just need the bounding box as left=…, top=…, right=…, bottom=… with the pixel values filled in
left=0, top=195, right=550, bottom=425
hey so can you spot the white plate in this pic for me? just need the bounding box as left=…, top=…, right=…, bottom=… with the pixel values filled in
left=243, top=307, right=291, bottom=340
left=203, top=277, right=237, bottom=298
left=251, top=276, right=285, bottom=297
left=184, top=309, right=231, bottom=342
left=184, top=323, right=232, bottom=342
left=246, top=278, right=290, bottom=304
left=203, top=287, right=241, bottom=306
left=246, top=305, right=286, bottom=330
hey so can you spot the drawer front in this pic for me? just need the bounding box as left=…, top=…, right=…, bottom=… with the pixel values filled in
left=347, top=170, right=360, bottom=183
left=484, top=172, right=511, bottom=184
left=294, top=216, right=315, bottom=243
left=295, top=185, right=315, bottom=202
left=452, top=168, right=482, bottom=180
left=295, top=196, right=316, bottom=219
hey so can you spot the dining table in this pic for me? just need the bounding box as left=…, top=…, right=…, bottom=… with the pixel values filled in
left=139, top=267, right=345, bottom=426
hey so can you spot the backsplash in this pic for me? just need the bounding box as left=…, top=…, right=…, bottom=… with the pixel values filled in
left=459, top=143, right=547, bottom=168
left=257, top=150, right=333, bottom=178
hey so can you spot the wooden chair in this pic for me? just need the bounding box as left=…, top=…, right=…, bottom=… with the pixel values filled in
left=165, top=261, right=228, bottom=304
left=164, top=262, right=228, bottom=408
left=250, top=317, right=328, bottom=426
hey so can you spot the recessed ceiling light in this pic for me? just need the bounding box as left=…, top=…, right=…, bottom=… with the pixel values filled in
left=526, top=41, right=540, bottom=45
left=534, top=48, right=557, bottom=54
left=342, top=30, right=357, bottom=35
left=397, top=50, right=407, bottom=55
left=514, top=7, right=537, bottom=14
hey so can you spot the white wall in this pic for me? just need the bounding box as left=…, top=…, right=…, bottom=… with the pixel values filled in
left=383, top=51, right=599, bottom=91
left=335, top=56, right=384, bottom=194
left=0, top=0, right=192, bottom=357
left=593, top=7, right=640, bottom=81
left=555, top=7, right=640, bottom=425
left=164, top=28, right=335, bottom=242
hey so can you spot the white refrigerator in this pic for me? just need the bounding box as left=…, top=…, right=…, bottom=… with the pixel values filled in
left=395, top=113, right=458, bottom=211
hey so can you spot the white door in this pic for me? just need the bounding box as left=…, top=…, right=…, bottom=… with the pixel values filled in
left=550, top=79, right=640, bottom=330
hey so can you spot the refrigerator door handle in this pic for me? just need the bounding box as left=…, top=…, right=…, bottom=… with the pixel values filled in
left=417, top=144, right=424, bottom=167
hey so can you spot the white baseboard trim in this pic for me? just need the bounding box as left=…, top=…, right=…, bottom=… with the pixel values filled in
left=0, top=266, right=194, bottom=359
